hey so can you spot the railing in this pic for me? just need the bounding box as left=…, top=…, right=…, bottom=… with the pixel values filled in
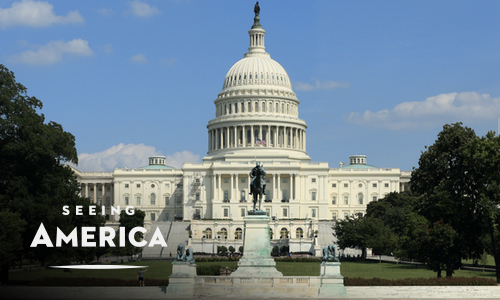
left=199, top=276, right=314, bottom=286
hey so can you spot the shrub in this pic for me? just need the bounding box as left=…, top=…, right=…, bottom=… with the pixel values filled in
left=344, top=276, right=496, bottom=286
left=197, top=265, right=221, bottom=276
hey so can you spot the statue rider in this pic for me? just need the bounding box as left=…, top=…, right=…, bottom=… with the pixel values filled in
left=249, top=162, right=266, bottom=196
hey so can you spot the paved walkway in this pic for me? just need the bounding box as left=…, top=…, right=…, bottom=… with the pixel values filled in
left=2, top=286, right=500, bottom=299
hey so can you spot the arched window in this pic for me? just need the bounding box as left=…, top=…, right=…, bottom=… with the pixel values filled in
left=235, top=228, right=243, bottom=240
left=280, top=227, right=289, bottom=239
left=220, top=228, right=228, bottom=239
left=224, top=190, right=229, bottom=202
left=150, top=193, right=156, bottom=205
left=296, top=227, right=304, bottom=238
left=204, top=228, right=212, bottom=239
left=358, top=193, right=364, bottom=205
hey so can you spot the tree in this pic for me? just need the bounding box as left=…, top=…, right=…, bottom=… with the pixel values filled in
left=0, top=65, right=103, bottom=282
left=366, top=191, right=417, bottom=236
left=410, top=123, right=483, bottom=277
left=467, top=131, right=500, bottom=282
left=111, top=209, right=145, bottom=257
left=334, top=214, right=396, bottom=259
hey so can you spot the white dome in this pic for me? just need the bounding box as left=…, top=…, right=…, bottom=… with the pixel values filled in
left=222, top=55, right=293, bottom=92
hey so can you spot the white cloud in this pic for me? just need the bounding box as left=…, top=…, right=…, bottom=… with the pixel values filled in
left=72, top=143, right=200, bottom=171
left=127, top=0, right=160, bottom=17
left=0, top=0, right=84, bottom=29
left=294, top=79, right=350, bottom=91
left=8, top=39, right=93, bottom=65
left=96, top=7, right=114, bottom=16
left=346, top=91, right=500, bottom=130
left=129, top=53, right=148, bottom=64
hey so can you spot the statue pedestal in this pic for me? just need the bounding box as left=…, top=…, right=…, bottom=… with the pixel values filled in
left=318, top=262, right=346, bottom=296
left=230, top=214, right=283, bottom=277
left=166, top=261, right=197, bottom=296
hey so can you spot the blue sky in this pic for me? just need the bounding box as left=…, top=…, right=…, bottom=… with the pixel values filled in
left=2, top=0, right=500, bottom=172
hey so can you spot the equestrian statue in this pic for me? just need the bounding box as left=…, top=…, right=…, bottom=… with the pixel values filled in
left=249, top=162, right=266, bottom=212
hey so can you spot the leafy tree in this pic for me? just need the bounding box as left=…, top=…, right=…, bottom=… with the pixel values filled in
left=111, top=209, right=145, bottom=257
left=334, top=214, right=396, bottom=259
left=0, top=210, right=26, bottom=273
left=0, top=65, right=103, bottom=282
left=217, top=245, right=228, bottom=256
left=238, top=246, right=243, bottom=254
left=467, top=131, right=500, bottom=282
left=228, top=246, right=235, bottom=254
left=410, top=123, right=482, bottom=277
left=366, top=191, right=417, bottom=236
left=271, top=246, right=279, bottom=257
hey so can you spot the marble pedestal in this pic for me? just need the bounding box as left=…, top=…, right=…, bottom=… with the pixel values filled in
left=166, top=261, right=197, bottom=296
left=230, top=214, right=283, bottom=277
left=318, top=261, right=346, bottom=296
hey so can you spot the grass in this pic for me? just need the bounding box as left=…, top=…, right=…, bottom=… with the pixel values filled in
left=8, top=259, right=496, bottom=285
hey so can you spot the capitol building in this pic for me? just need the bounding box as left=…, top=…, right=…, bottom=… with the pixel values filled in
left=73, top=10, right=410, bottom=256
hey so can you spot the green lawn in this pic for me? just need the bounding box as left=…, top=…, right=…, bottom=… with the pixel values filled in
left=9, top=260, right=496, bottom=284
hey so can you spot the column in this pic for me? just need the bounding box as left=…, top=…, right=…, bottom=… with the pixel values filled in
left=243, top=125, right=246, bottom=147
left=219, top=128, right=223, bottom=149
left=259, top=125, right=262, bottom=141
left=212, top=174, right=216, bottom=201
left=290, top=174, right=294, bottom=201
left=274, top=126, right=278, bottom=148
left=303, top=130, right=306, bottom=151
left=230, top=173, right=234, bottom=201
left=272, top=173, right=276, bottom=201
left=93, top=183, right=97, bottom=204
left=250, top=125, right=254, bottom=146
left=85, top=183, right=89, bottom=198
left=217, top=174, right=221, bottom=200
left=277, top=174, right=281, bottom=201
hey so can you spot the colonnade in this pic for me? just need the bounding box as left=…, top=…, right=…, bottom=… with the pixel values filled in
left=208, top=124, right=306, bottom=151
left=80, top=182, right=114, bottom=207
left=216, top=100, right=298, bottom=117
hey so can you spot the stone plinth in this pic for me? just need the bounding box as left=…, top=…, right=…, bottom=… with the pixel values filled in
left=166, top=261, right=197, bottom=296
left=230, top=214, right=283, bottom=277
left=318, top=261, right=346, bottom=296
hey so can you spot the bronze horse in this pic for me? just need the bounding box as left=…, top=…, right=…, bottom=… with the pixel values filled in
left=250, top=163, right=265, bottom=211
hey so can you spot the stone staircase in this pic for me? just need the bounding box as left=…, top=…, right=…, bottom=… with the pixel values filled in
left=141, top=221, right=190, bottom=258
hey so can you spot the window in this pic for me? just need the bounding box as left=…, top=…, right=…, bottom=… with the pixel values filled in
left=224, top=178, right=228, bottom=183
left=107, top=187, right=110, bottom=192
left=296, top=228, right=304, bottom=238
left=125, top=196, right=129, bottom=205
left=283, top=178, right=287, bottom=183
left=241, top=178, right=246, bottom=183
left=312, top=178, right=316, bottom=183
left=358, top=193, right=363, bottom=205
left=223, top=208, right=229, bottom=217
left=240, top=190, right=245, bottom=201
left=136, top=196, right=141, bottom=205
left=98, top=187, right=102, bottom=192
left=332, top=212, right=337, bottom=220
left=332, top=183, right=337, bottom=188
left=358, top=183, right=362, bottom=188
left=151, top=213, right=156, bottom=221
left=280, top=228, right=288, bottom=239
left=373, top=196, right=378, bottom=202
left=151, top=184, right=155, bottom=188
left=266, top=208, right=270, bottom=216
left=224, top=190, right=229, bottom=202
left=312, top=191, right=316, bottom=201
left=165, top=196, right=170, bottom=205
left=204, top=228, right=212, bottom=239
left=90, top=188, right=94, bottom=191
left=125, top=184, right=129, bottom=188
left=265, top=190, right=270, bottom=201
left=344, top=183, right=348, bottom=188
left=384, top=183, right=389, bottom=188
left=282, top=190, right=287, bottom=201
left=241, top=208, right=245, bottom=217
left=196, top=193, right=200, bottom=201
left=311, top=209, right=316, bottom=218
left=220, top=228, right=228, bottom=239
left=332, top=196, right=337, bottom=205
left=151, top=193, right=156, bottom=205
left=344, top=212, right=349, bottom=219
left=283, top=208, right=288, bottom=217
left=105, top=197, right=110, bottom=207
left=266, top=179, right=270, bottom=183
left=165, top=213, right=169, bottom=221
left=235, top=228, right=243, bottom=240
left=344, top=195, right=349, bottom=205
left=176, top=195, right=182, bottom=205
left=136, top=184, right=141, bottom=188
left=165, top=183, right=170, bottom=188
left=373, top=183, right=377, bottom=188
